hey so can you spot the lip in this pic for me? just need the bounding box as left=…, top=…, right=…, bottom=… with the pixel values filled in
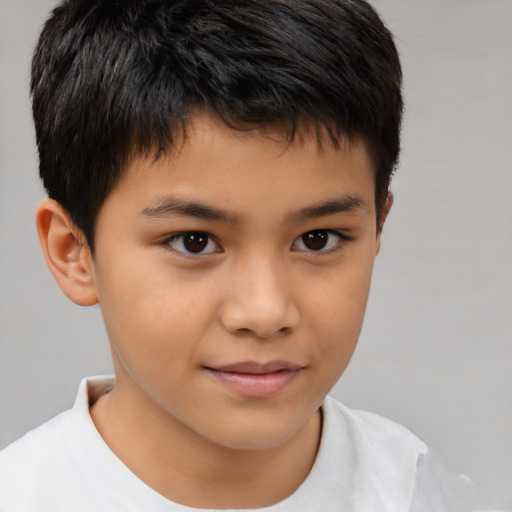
left=204, top=361, right=304, bottom=398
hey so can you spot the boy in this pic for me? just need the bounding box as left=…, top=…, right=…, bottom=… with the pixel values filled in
left=0, top=0, right=482, bottom=510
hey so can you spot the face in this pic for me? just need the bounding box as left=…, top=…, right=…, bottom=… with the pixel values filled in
left=89, top=113, right=384, bottom=451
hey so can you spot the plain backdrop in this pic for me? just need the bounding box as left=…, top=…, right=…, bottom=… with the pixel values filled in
left=1, top=0, right=511, bottom=508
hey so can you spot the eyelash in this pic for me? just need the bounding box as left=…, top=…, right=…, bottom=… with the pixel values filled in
left=162, top=232, right=221, bottom=256
left=162, top=230, right=351, bottom=256
left=291, top=230, right=351, bottom=254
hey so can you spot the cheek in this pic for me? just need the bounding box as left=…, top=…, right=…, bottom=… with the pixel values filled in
left=95, top=258, right=220, bottom=373
left=306, top=256, right=374, bottom=363
left=305, top=282, right=370, bottom=397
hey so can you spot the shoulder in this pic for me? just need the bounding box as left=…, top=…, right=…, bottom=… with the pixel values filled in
left=322, top=395, right=428, bottom=454
left=0, top=410, right=73, bottom=481
left=1, top=407, right=74, bottom=456
left=0, top=376, right=115, bottom=512
left=0, top=376, right=106, bottom=475
left=314, top=396, right=428, bottom=510
left=0, top=409, right=77, bottom=510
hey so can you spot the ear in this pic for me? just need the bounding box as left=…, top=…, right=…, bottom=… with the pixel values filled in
left=375, top=192, right=393, bottom=255
left=36, top=198, right=98, bottom=306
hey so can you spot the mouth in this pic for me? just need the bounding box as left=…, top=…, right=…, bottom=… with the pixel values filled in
left=204, top=361, right=304, bottom=398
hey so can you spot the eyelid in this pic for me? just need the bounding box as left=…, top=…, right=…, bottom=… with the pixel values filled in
left=291, top=229, right=351, bottom=254
left=162, top=231, right=222, bottom=256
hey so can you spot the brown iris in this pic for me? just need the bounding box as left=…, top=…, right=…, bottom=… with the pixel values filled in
left=302, top=230, right=329, bottom=251
left=183, top=232, right=210, bottom=253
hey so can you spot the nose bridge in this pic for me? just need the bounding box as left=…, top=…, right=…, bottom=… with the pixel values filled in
left=220, top=250, right=299, bottom=338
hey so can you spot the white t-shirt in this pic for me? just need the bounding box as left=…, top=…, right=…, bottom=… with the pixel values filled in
left=0, top=376, right=487, bottom=511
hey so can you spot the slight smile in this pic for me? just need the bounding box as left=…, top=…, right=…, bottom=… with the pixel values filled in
left=204, top=361, right=304, bottom=398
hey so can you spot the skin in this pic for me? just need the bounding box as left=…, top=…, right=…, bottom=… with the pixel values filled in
left=36, top=112, right=392, bottom=508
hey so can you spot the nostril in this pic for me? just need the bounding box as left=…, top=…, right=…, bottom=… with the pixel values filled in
left=235, top=325, right=293, bottom=339
left=234, top=327, right=252, bottom=336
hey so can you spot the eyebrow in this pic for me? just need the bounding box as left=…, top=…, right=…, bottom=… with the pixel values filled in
left=141, top=197, right=239, bottom=223
left=292, top=194, right=368, bottom=220
left=140, top=194, right=368, bottom=224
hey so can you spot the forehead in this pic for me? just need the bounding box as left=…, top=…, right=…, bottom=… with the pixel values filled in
left=104, top=112, right=377, bottom=221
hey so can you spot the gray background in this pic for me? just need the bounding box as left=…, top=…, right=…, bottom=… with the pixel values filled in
left=1, top=0, right=511, bottom=508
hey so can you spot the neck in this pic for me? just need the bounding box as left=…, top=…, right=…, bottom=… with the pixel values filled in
left=90, top=378, right=322, bottom=509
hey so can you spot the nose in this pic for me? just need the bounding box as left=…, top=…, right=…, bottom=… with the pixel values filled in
left=219, top=258, right=300, bottom=338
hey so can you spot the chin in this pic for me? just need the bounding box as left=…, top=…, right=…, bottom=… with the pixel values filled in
left=214, top=431, right=295, bottom=452
left=203, top=413, right=312, bottom=453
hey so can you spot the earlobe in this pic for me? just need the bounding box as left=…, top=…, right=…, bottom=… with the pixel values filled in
left=375, top=192, right=393, bottom=255
left=36, top=198, right=98, bottom=306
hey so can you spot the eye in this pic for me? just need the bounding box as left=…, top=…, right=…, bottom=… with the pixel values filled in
left=292, top=230, right=346, bottom=253
left=165, top=231, right=220, bottom=255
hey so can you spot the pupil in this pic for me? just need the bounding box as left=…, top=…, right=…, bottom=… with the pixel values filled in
left=303, top=230, right=328, bottom=250
left=184, top=232, right=208, bottom=253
